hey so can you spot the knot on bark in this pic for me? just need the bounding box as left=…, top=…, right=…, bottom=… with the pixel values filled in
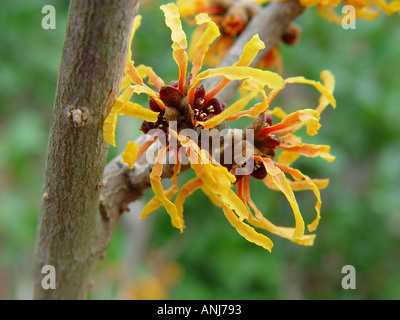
left=67, top=106, right=89, bottom=128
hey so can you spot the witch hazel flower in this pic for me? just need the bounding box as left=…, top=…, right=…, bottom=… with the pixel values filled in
left=177, top=0, right=302, bottom=74
left=103, top=3, right=336, bottom=252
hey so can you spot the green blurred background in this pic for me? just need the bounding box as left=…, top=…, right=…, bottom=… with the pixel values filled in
left=1, top=0, right=399, bottom=300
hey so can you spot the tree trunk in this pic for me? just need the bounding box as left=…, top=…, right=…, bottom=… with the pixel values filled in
left=33, top=0, right=138, bottom=300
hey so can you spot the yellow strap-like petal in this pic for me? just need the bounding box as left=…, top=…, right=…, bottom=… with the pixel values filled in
left=268, top=106, right=287, bottom=119
left=141, top=185, right=179, bottom=220
left=202, top=185, right=223, bottom=207
left=131, top=85, right=166, bottom=111
left=161, top=3, right=188, bottom=91
left=374, top=0, right=400, bottom=14
left=190, top=13, right=220, bottom=78
left=150, top=147, right=183, bottom=232
left=120, top=75, right=131, bottom=91
left=242, top=175, right=316, bottom=246
left=235, top=34, right=266, bottom=67
left=277, top=150, right=301, bottom=166
left=247, top=214, right=316, bottom=246
left=194, top=66, right=284, bottom=89
left=201, top=35, right=266, bottom=102
left=189, top=66, right=283, bottom=105
left=170, top=128, right=236, bottom=195
left=274, top=162, right=324, bottom=232
left=220, top=188, right=250, bottom=221
left=222, top=204, right=274, bottom=252
left=141, top=159, right=181, bottom=220
left=122, top=141, right=138, bottom=169
left=264, top=175, right=329, bottom=192
left=103, top=106, right=120, bottom=147
left=136, top=65, right=165, bottom=90
left=260, top=157, right=305, bottom=239
left=356, top=6, right=380, bottom=21
left=317, top=70, right=335, bottom=113
left=175, top=177, right=203, bottom=220
left=119, top=101, right=159, bottom=122
left=223, top=80, right=269, bottom=121
left=103, top=86, right=135, bottom=146
left=176, top=0, right=211, bottom=18
left=197, top=91, right=258, bottom=128
left=126, top=15, right=142, bottom=66
left=285, top=75, right=336, bottom=109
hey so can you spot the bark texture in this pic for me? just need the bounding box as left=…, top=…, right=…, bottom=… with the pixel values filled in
left=34, top=0, right=138, bottom=300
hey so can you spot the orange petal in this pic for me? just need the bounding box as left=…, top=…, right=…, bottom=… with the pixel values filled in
left=279, top=143, right=336, bottom=162
left=279, top=133, right=303, bottom=145
left=261, top=109, right=320, bottom=136
left=125, top=60, right=144, bottom=86
left=203, top=36, right=232, bottom=68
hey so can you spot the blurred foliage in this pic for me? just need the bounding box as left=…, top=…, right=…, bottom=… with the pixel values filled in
left=0, top=0, right=399, bottom=300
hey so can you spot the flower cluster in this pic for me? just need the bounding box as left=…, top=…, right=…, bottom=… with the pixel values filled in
left=299, top=0, right=400, bottom=23
left=103, top=3, right=336, bottom=251
left=177, top=0, right=301, bottom=73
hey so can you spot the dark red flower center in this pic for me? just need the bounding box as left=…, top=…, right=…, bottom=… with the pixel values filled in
left=140, top=83, right=226, bottom=135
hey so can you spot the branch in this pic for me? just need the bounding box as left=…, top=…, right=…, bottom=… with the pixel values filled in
left=205, top=0, right=305, bottom=101
left=34, top=0, right=139, bottom=300
left=100, top=0, right=305, bottom=221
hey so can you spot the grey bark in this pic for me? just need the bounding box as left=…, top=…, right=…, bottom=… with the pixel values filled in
left=33, top=0, right=139, bottom=300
